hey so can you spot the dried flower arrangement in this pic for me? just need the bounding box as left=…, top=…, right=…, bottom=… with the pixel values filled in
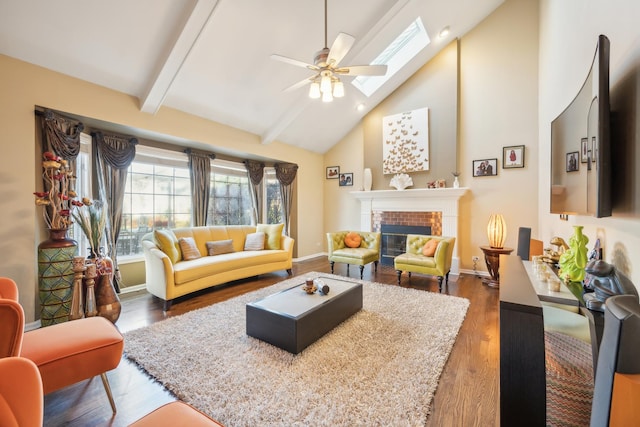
left=72, top=198, right=107, bottom=258
left=33, top=151, right=82, bottom=230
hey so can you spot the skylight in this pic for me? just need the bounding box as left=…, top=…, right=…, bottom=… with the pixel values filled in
left=352, top=17, right=430, bottom=97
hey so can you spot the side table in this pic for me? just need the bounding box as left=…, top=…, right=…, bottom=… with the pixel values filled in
left=480, top=246, right=514, bottom=287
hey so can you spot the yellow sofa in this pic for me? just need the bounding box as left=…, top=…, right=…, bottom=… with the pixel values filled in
left=394, top=234, right=455, bottom=292
left=141, top=225, right=294, bottom=310
left=326, top=231, right=381, bottom=279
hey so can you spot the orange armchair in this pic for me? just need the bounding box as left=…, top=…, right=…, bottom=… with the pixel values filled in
left=0, top=277, right=124, bottom=413
left=0, top=355, right=225, bottom=426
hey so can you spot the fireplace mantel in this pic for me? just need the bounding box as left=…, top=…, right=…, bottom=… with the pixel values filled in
left=351, top=187, right=469, bottom=274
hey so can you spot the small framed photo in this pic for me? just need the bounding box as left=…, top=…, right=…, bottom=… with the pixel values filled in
left=339, top=173, right=353, bottom=187
left=566, top=151, right=579, bottom=172
left=326, top=166, right=339, bottom=179
left=472, top=158, right=498, bottom=177
left=580, top=138, right=589, bottom=163
left=502, top=145, right=525, bottom=169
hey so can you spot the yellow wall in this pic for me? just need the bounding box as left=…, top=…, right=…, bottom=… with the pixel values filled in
left=325, top=0, right=540, bottom=272
left=0, top=54, right=324, bottom=321
left=539, top=0, right=640, bottom=288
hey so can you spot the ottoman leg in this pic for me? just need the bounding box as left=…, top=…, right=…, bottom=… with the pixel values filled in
left=100, top=373, right=117, bottom=413
left=359, top=265, right=364, bottom=279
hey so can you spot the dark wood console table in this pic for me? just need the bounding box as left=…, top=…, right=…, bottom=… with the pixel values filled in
left=499, top=255, right=546, bottom=426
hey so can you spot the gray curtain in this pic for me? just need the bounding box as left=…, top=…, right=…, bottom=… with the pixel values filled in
left=187, top=149, right=215, bottom=226
left=37, top=109, right=83, bottom=161
left=244, top=160, right=265, bottom=225
left=274, top=163, right=298, bottom=236
left=93, top=131, right=137, bottom=293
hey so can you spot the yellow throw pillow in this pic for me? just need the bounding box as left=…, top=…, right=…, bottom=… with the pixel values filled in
left=179, top=237, right=201, bottom=260
left=422, top=239, right=440, bottom=257
left=344, top=232, right=362, bottom=248
left=256, top=223, right=284, bottom=250
left=154, top=229, right=181, bottom=264
left=206, top=239, right=235, bottom=256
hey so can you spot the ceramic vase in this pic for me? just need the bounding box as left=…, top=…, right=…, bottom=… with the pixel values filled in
left=453, top=176, right=460, bottom=188
left=558, top=225, right=589, bottom=283
left=363, top=168, right=373, bottom=191
left=37, top=229, right=77, bottom=326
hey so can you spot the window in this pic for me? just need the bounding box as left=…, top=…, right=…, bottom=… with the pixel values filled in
left=207, top=160, right=252, bottom=226
left=264, top=168, right=283, bottom=224
left=352, top=17, right=430, bottom=97
left=119, top=146, right=190, bottom=257
left=71, top=133, right=93, bottom=257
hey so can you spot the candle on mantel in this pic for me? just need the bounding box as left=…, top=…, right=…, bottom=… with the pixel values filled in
left=72, top=256, right=86, bottom=271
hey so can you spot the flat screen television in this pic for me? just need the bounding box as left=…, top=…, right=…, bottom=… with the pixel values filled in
left=550, top=34, right=611, bottom=218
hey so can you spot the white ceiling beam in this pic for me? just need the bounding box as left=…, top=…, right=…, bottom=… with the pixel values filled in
left=140, top=0, right=221, bottom=114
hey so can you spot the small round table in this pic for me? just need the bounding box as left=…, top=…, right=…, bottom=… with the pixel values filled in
left=480, top=246, right=514, bottom=288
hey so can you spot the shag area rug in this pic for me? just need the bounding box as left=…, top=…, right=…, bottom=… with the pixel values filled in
left=124, top=272, right=470, bottom=426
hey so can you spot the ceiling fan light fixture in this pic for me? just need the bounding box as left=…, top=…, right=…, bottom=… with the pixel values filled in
left=322, top=90, right=333, bottom=103
left=309, top=81, right=321, bottom=99
left=320, top=74, right=332, bottom=93
left=333, top=80, right=344, bottom=98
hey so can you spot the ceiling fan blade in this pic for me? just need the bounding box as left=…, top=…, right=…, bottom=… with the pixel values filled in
left=327, top=32, right=355, bottom=67
left=283, top=75, right=317, bottom=92
left=271, top=54, right=319, bottom=71
left=335, top=64, right=388, bottom=76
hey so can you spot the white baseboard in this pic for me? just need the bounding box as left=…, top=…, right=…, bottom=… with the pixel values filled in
left=459, top=268, right=490, bottom=278
left=293, top=252, right=327, bottom=262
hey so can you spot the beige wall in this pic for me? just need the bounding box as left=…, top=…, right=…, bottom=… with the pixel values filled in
left=324, top=0, right=540, bottom=272
left=0, top=54, right=324, bottom=321
left=539, top=0, right=640, bottom=288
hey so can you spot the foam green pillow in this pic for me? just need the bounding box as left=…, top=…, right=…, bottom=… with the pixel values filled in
left=256, top=223, right=284, bottom=250
left=154, top=229, right=181, bottom=264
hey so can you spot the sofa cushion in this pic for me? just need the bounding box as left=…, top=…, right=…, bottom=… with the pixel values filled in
left=154, top=229, right=181, bottom=264
left=256, top=223, right=284, bottom=250
left=206, top=239, right=235, bottom=256
left=179, top=237, right=201, bottom=261
left=422, top=239, right=439, bottom=257
left=244, top=232, right=265, bottom=251
left=173, top=250, right=289, bottom=285
left=344, top=232, right=362, bottom=248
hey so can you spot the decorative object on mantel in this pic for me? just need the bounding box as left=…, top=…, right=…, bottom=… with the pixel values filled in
left=452, top=172, right=460, bottom=188
left=390, top=173, right=413, bottom=190
left=487, top=214, right=507, bottom=249
left=382, top=107, right=430, bottom=173
left=363, top=168, right=372, bottom=191
left=84, top=263, right=98, bottom=317
left=558, top=225, right=589, bottom=283
left=34, top=151, right=82, bottom=326
left=69, top=256, right=86, bottom=321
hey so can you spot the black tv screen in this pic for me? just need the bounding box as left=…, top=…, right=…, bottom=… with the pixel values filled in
left=550, top=34, right=611, bottom=217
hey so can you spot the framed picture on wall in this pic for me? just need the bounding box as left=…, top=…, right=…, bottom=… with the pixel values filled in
left=472, top=158, right=498, bottom=177
left=339, top=173, right=353, bottom=186
left=326, top=166, right=339, bottom=179
left=502, top=145, right=525, bottom=168
left=566, top=151, right=579, bottom=172
left=580, top=138, right=589, bottom=163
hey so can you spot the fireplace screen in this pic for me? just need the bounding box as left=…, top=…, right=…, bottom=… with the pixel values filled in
left=380, top=224, right=431, bottom=266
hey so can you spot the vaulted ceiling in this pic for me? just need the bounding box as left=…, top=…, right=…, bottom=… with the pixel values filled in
left=0, top=0, right=503, bottom=153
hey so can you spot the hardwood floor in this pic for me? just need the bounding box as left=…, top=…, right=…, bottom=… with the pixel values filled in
left=43, top=257, right=499, bottom=426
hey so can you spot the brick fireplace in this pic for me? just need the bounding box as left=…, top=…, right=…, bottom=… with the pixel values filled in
left=351, top=188, right=468, bottom=274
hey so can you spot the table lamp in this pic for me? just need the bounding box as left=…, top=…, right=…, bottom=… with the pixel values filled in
left=487, top=214, right=507, bottom=249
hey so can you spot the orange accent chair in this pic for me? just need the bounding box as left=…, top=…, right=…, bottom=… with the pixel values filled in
left=0, top=356, right=224, bottom=426
left=0, top=277, right=123, bottom=412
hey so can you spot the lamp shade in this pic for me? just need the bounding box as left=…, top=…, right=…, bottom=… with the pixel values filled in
left=333, top=80, right=344, bottom=97
left=487, top=214, right=507, bottom=249
left=308, top=82, right=321, bottom=99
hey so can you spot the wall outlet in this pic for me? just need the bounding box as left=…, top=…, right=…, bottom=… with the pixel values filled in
left=472, top=256, right=480, bottom=263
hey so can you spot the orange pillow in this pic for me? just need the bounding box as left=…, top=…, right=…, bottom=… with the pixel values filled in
left=344, top=232, right=362, bottom=248
left=422, top=239, right=439, bottom=257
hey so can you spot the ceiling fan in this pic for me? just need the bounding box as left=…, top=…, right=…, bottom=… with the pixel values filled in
left=271, top=0, right=387, bottom=102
